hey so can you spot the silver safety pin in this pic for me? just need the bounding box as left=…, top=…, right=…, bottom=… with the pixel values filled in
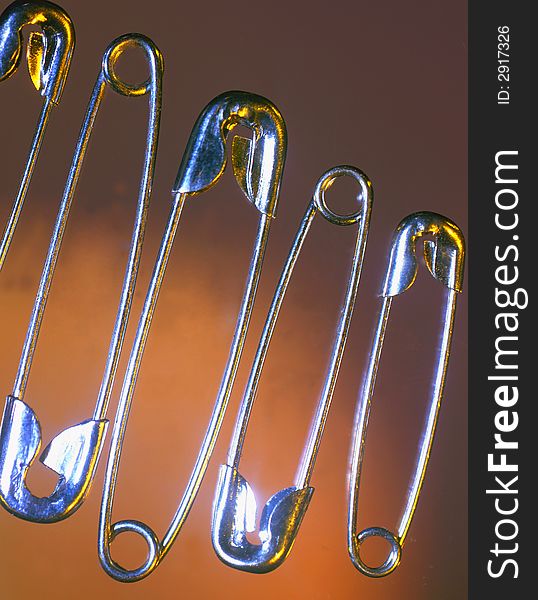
left=347, top=211, right=465, bottom=577
left=0, top=0, right=74, bottom=268
left=0, top=33, right=163, bottom=523
left=212, top=165, right=373, bottom=573
left=98, top=91, right=286, bottom=582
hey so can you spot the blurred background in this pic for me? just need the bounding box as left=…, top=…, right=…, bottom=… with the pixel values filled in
left=0, top=0, right=467, bottom=598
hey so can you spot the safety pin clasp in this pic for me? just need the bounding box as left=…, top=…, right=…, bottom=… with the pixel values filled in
left=0, top=0, right=74, bottom=103
left=173, top=90, right=286, bottom=217
left=383, top=211, right=465, bottom=296
left=0, top=396, right=107, bottom=523
left=212, top=465, right=313, bottom=573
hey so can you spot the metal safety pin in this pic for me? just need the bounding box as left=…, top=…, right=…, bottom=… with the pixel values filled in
left=98, top=91, right=286, bottom=582
left=0, top=0, right=74, bottom=268
left=0, top=33, right=163, bottom=523
left=212, top=165, right=373, bottom=573
left=347, top=211, right=465, bottom=577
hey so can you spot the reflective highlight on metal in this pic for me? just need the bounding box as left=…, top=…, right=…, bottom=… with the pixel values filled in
left=174, top=91, right=285, bottom=218
left=347, top=211, right=465, bottom=577
left=0, top=0, right=74, bottom=269
left=0, top=33, right=163, bottom=523
left=212, top=166, right=373, bottom=573
left=98, top=91, right=287, bottom=582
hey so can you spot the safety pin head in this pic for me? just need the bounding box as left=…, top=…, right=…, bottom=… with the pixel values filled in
left=382, top=211, right=465, bottom=297
left=212, top=465, right=313, bottom=573
left=0, top=396, right=108, bottom=522
left=0, top=0, right=74, bottom=104
left=173, top=90, right=287, bottom=217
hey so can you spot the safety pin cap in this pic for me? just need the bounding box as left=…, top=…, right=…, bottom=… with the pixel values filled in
left=39, top=418, right=108, bottom=485
left=173, top=90, right=287, bottom=218
left=382, top=211, right=465, bottom=297
left=0, top=0, right=75, bottom=104
left=212, top=465, right=313, bottom=573
left=0, top=396, right=107, bottom=522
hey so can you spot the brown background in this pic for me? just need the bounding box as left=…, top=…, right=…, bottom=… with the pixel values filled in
left=0, top=0, right=467, bottom=598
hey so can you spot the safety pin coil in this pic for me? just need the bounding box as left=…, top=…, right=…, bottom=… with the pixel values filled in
left=0, top=33, right=163, bottom=523
left=212, top=165, right=373, bottom=573
left=0, top=0, right=74, bottom=268
left=98, top=91, right=286, bottom=582
left=347, top=211, right=465, bottom=577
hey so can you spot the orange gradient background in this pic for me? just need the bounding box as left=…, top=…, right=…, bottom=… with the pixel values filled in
left=0, top=1, right=467, bottom=598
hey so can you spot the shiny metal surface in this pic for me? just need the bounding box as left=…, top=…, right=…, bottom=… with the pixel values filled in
left=0, top=0, right=74, bottom=269
left=174, top=91, right=285, bottom=218
left=382, top=211, right=465, bottom=296
left=0, top=396, right=106, bottom=521
left=213, top=465, right=313, bottom=573
left=98, top=91, right=286, bottom=582
left=0, top=0, right=74, bottom=102
left=347, top=212, right=465, bottom=577
left=212, top=166, right=373, bottom=573
left=0, top=33, right=162, bottom=523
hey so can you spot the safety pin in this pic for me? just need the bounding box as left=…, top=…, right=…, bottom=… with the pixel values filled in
left=0, top=0, right=74, bottom=269
left=0, top=33, right=163, bottom=523
left=347, top=211, right=465, bottom=577
left=212, top=165, right=373, bottom=573
left=98, top=91, right=286, bottom=582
